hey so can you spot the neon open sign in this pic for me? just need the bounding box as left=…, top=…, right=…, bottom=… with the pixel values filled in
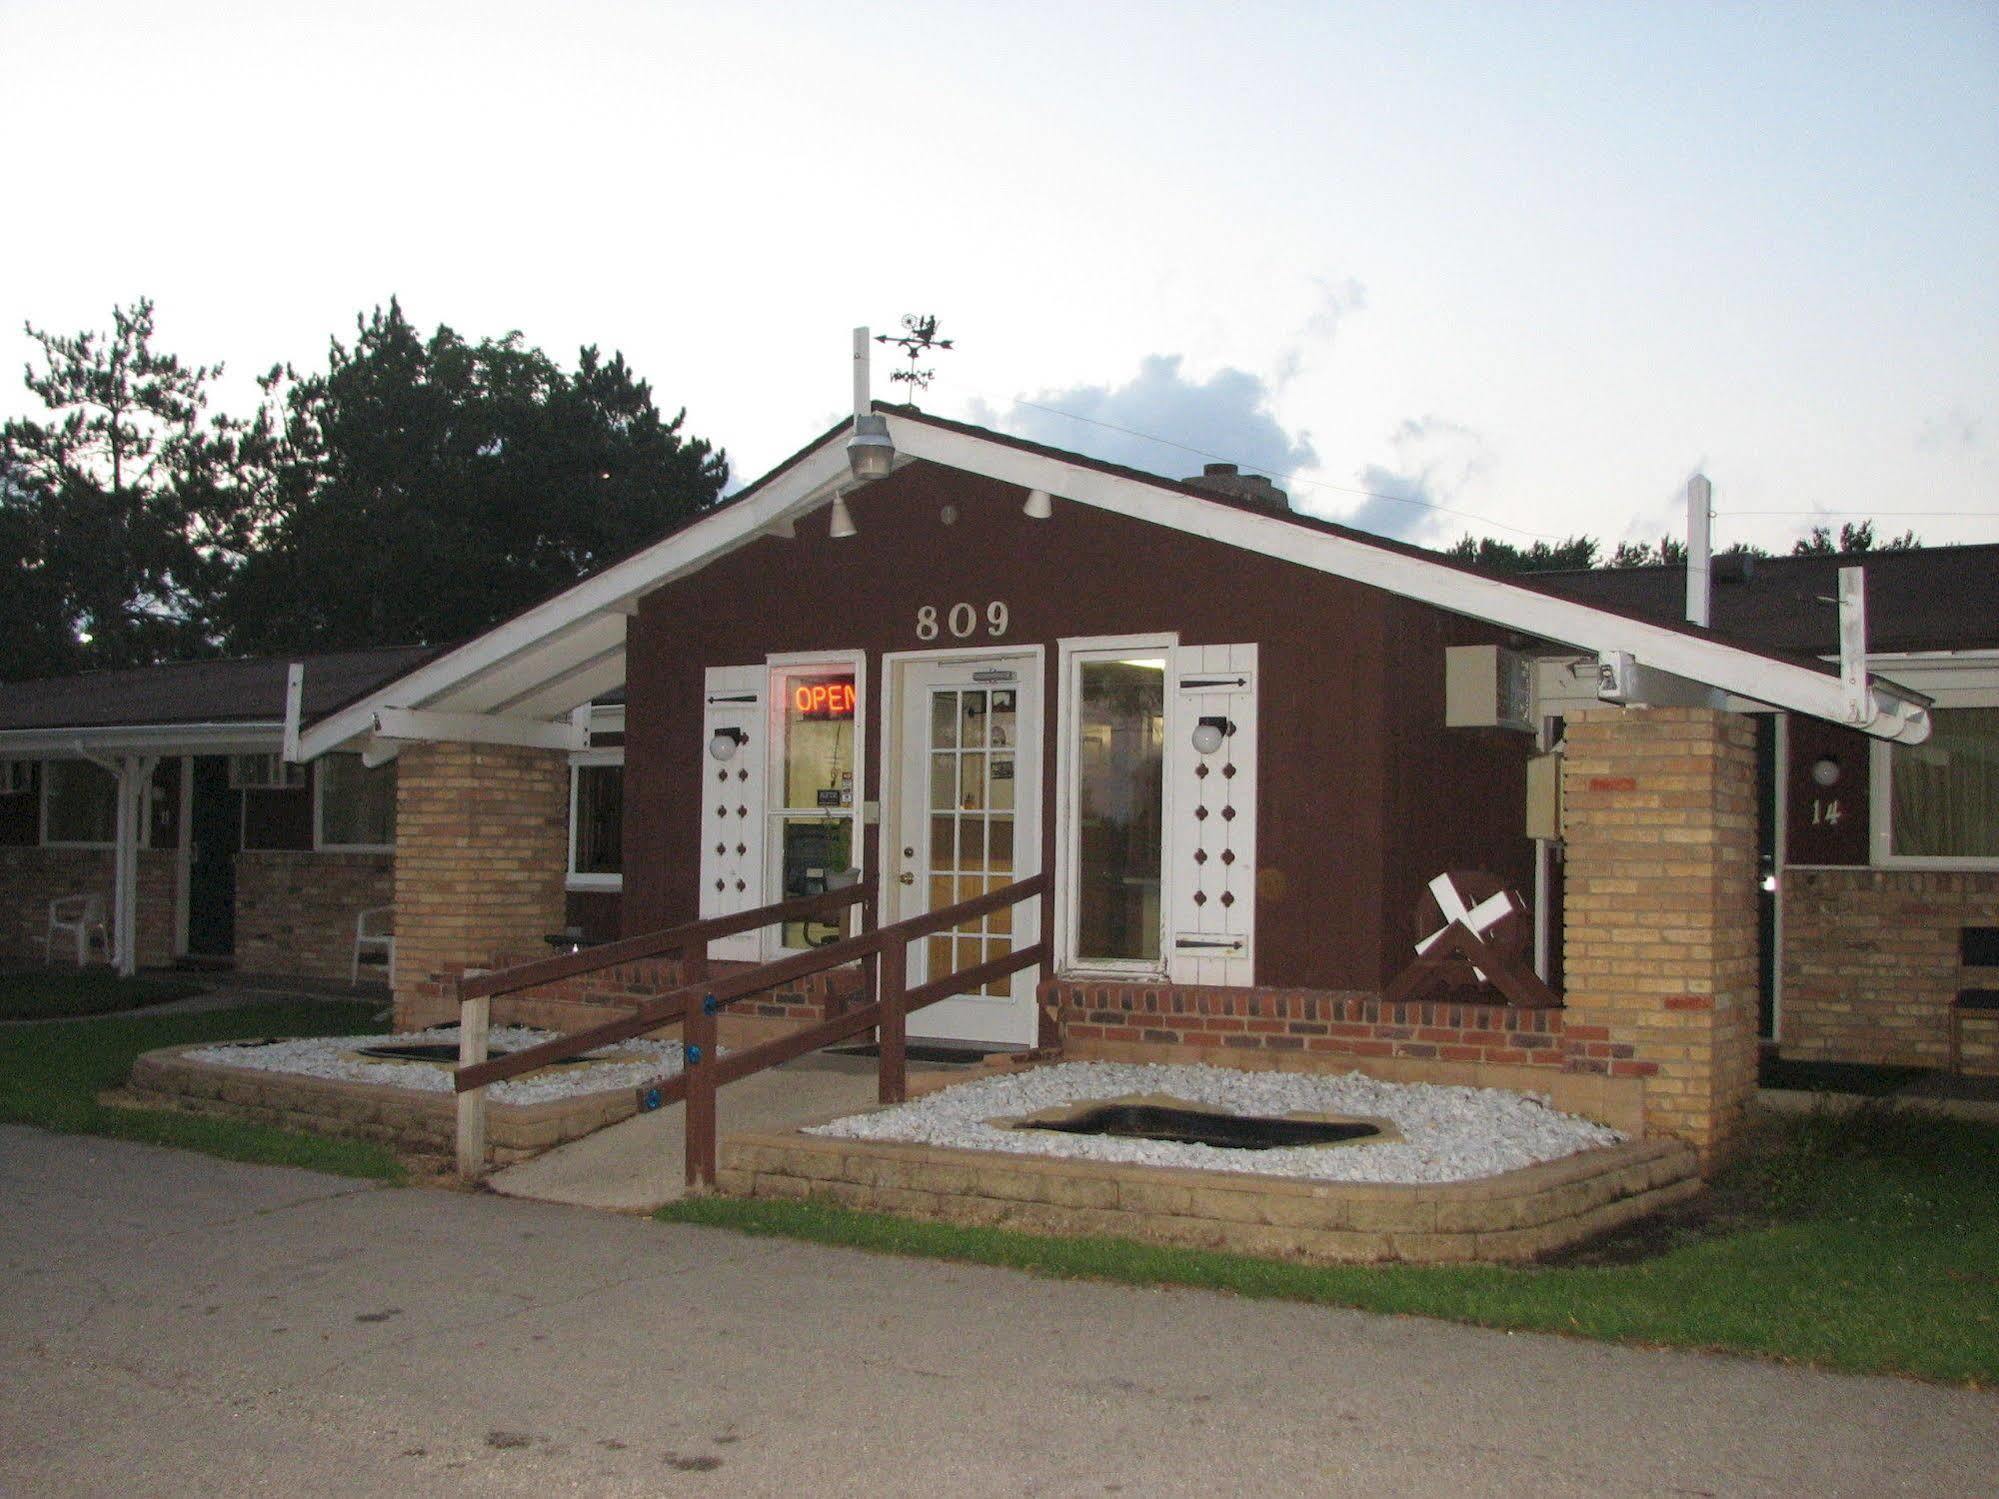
left=791, top=676, right=856, bottom=721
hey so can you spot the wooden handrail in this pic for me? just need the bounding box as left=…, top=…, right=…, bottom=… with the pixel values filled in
left=452, top=872, right=1051, bottom=1185
left=455, top=872, right=1047, bottom=1092
left=458, top=884, right=868, bottom=1001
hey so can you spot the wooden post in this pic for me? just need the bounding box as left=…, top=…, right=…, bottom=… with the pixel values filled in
left=878, top=932, right=907, bottom=1105
left=684, top=985, right=718, bottom=1191
left=455, top=989, right=491, bottom=1181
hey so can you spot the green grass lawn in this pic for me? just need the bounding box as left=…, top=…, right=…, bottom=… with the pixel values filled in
left=661, top=1106, right=1999, bottom=1386
left=0, top=969, right=212, bottom=1021
left=0, top=1000, right=404, bottom=1182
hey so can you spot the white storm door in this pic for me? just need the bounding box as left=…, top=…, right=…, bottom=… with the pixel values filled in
left=891, top=655, right=1041, bottom=1046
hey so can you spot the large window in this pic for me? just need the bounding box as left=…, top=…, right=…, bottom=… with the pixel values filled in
left=43, top=760, right=117, bottom=846
left=568, top=754, right=624, bottom=887
left=1070, top=654, right=1167, bottom=966
left=772, top=664, right=859, bottom=949
left=315, top=754, right=396, bottom=850
left=1885, top=706, right=1999, bottom=863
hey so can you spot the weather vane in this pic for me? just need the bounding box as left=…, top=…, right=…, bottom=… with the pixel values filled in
left=875, top=314, right=954, bottom=396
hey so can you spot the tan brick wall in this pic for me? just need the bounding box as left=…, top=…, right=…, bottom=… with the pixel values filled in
left=1561, top=707, right=1759, bottom=1168
left=1782, top=868, right=1999, bottom=1073
left=0, top=846, right=176, bottom=968
left=391, top=741, right=570, bottom=1028
left=234, top=850, right=396, bottom=986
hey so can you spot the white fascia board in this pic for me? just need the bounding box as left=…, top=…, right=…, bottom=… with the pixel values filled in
left=889, top=417, right=1931, bottom=743
left=0, top=722, right=284, bottom=758
left=298, top=434, right=854, bottom=760
left=367, top=708, right=587, bottom=752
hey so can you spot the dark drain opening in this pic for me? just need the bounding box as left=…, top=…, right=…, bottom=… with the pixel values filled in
left=355, top=1043, right=601, bottom=1066
left=1018, top=1104, right=1381, bottom=1151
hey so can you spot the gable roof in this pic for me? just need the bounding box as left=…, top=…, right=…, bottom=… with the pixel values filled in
left=1529, top=545, right=1999, bottom=658
left=0, top=645, right=436, bottom=755
left=298, top=404, right=1935, bottom=756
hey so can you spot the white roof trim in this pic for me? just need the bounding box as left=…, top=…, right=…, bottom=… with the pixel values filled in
left=888, top=417, right=1929, bottom=743
left=0, top=722, right=284, bottom=758
left=296, top=433, right=854, bottom=758
left=297, top=409, right=1932, bottom=752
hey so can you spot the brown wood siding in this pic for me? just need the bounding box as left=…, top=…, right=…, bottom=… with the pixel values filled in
left=623, top=461, right=1534, bottom=991
left=1784, top=717, right=1870, bottom=866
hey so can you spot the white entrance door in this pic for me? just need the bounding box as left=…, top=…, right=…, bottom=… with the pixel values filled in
left=890, top=653, right=1042, bottom=1046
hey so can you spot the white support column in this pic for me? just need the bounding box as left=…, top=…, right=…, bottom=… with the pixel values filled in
left=107, top=754, right=158, bottom=976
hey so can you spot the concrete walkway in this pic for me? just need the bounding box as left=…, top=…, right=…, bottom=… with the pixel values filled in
left=486, top=1051, right=960, bottom=1212
left=3, top=1125, right=1994, bottom=1497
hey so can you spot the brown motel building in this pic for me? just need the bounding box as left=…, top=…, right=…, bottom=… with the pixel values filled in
left=5, top=377, right=1994, bottom=1167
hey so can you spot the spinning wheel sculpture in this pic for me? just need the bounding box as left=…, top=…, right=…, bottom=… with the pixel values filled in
left=1382, top=870, right=1562, bottom=1009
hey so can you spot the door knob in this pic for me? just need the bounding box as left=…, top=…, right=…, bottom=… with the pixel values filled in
left=897, top=872, right=915, bottom=885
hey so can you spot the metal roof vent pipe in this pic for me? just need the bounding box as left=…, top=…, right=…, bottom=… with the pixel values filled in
left=846, top=326, right=896, bottom=481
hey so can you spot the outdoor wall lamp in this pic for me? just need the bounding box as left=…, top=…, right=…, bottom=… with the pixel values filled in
left=1809, top=754, right=1842, bottom=788
left=1192, top=715, right=1236, bottom=755
left=827, top=491, right=858, bottom=540
left=709, top=727, right=750, bottom=761
left=846, top=412, right=895, bottom=481
left=1022, top=488, right=1053, bottom=519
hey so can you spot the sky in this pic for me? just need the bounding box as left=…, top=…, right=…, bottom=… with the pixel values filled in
left=2, top=0, right=1995, bottom=555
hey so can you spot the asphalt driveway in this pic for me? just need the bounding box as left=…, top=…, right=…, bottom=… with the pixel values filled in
left=1, top=1124, right=1993, bottom=1496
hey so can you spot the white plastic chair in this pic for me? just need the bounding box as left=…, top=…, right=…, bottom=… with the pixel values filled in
left=352, top=904, right=395, bottom=985
left=44, top=894, right=110, bottom=966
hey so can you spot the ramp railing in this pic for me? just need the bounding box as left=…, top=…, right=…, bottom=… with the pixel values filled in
left=450, top=873, right=1049, bottom=1186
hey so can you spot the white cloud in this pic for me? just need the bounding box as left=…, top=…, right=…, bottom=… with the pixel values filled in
left=967, top=354, right=1316, bottom=486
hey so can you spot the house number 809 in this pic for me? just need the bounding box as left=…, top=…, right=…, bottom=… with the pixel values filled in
left=916, top=602, right=1009, bottom=641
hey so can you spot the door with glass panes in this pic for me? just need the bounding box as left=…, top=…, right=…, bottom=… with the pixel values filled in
left=892, top=655, right=1041, bottom=1045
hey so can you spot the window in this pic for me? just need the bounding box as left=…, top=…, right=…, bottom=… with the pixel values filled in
left=770, top=662, right=860, bottom=949
left=315, top=754, right=396, bottom=850
left=43, top=760, right=117, bottom=846
left=1067, top=651, right=1167, bottom=967
left=228, top=753, right=305, bottom=789
left=568, top=754, right=623, bottom=888
left=1884, top=706, right=1999, bottom=864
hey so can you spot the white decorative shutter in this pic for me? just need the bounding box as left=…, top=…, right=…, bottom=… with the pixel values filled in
left=1166, top=644, right=1257, bottom=986
left=699, top=664, right=767, bottom=961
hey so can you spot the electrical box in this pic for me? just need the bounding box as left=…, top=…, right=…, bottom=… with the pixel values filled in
left=1525, top=751, right=1564, bottom=841
left=1445, top=645, right=1533, bottom=732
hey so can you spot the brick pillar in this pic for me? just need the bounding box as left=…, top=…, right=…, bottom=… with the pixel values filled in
left=1561, top=707, right=1758, bottom=1169
left=392, top=740, right=570, bottom=1030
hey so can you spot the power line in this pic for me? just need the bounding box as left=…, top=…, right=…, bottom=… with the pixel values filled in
left=996, top=396, right=1998, bottom=543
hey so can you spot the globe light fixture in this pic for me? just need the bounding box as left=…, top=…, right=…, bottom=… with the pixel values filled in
left=1192, top=715, right=1236, bottom=755
left=709, top=727, right=749, bottom=761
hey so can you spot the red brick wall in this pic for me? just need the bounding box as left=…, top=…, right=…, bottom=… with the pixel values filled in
left=1044, top=979, right=1563, bottom=1067
left=234, top=850, right=395, bottom=985
left=0, top=847, right=176, bottom=968
left=1782, top=868, right=1999, bottom=1073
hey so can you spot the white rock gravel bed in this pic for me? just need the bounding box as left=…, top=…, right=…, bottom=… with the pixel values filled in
left=807, top=1062, right=1623, bottom=1184
left=185, top=1025, right=684, bottom=1107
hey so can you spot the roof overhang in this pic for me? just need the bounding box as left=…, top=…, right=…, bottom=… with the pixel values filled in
left=297, top=406, right=1933, bottom=753
left=297, top=428, right=868, bottom=759
left=0, top=722, right=285, bottom=758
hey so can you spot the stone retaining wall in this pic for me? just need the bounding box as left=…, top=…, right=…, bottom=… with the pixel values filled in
left=123, top=1043, right=643, bottom=1165
left=719, top=1126, right=1700, bottom=1264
